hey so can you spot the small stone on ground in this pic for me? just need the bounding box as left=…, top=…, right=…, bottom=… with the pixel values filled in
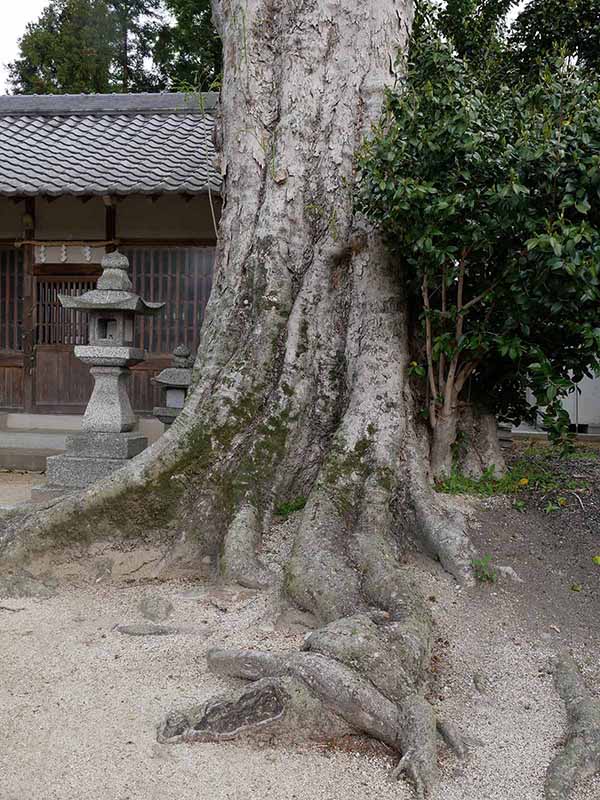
left=139, top=594, right=174, bottom=622
left=0, top=569, right=57, bottom=599
left=116, top=622, right=178, bottom=636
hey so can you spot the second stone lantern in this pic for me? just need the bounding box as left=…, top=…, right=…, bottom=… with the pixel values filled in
left=43, top=251, right=164, bottom=495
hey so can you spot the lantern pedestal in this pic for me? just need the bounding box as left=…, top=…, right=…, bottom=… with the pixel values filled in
left=83, top=366, right=137, bottom=433
left=75, top=344, right=146, bottom=433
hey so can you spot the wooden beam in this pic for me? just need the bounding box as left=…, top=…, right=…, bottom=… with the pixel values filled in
left=12, top=237, right=216, bottom=248
left=118, top=238, right=217, bottom=247
left=33, top=264, right=102, bottom=278
left=105, top=203, right=117, bottom=253
left=22, top=198, right=35, bottom=412
left=0, top=354, right=24, bottom=368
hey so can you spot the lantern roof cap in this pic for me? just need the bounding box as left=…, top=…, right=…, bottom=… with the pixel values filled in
left=153, top=367, right=193, bottom=388
left=58, top=251, right=165, bottom=315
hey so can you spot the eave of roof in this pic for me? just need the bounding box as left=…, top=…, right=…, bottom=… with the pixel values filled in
left=0, top=92, right=219, bottom=117
left=0, top=92, right=221, bottom=198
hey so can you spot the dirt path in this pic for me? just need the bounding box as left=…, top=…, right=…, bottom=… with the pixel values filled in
left=1, top=468, right=599, bottom=799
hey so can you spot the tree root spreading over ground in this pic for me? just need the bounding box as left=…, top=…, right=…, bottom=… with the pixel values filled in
left=159, top=614, right=469, bottom=798
left=545, top=652, right=600, bottom=800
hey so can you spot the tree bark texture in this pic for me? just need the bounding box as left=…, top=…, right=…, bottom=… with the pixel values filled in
left=0, top=1, right=478, bottom=794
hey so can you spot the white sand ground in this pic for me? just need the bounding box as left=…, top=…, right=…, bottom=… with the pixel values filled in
left=1, top=547, right=598, bottom=800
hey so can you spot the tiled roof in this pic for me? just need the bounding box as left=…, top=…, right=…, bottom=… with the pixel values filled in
left=0, top=92, right=221, bottom=197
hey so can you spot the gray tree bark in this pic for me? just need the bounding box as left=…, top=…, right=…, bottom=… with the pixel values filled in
left=545, top=652, right=600, bottom=800
left=0, top=1, right=478, bottom=794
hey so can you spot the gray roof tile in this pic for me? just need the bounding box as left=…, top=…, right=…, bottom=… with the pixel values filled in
left=0, top=92, right=221, bottom=197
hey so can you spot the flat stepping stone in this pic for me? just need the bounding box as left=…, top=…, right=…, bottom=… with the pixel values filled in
left=116, top=623, right=179, bottom=636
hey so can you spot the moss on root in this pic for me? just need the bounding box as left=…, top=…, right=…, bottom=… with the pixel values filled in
left=39, top=471, right=186, bottom=551
left=27, top=386, right=270, bottom=554
left=319, top=433, right=387, bottom=516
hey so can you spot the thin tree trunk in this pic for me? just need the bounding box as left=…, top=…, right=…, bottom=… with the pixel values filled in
left=122, top=19, right=129, bottom=92
left=431, top=409, right=458, bottom=480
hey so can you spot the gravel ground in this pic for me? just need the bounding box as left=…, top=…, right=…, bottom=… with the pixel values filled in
left=1, top=470, right=599, bottom=799
left=0, top=471, right=44, bottom=508
left=409, top=555, right=600, bottom=800
left=0, top=581, right=405, bottom=800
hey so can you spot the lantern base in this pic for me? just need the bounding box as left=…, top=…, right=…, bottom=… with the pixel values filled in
left=64, top=431, right=148, bottom=460
left=34, top=432, right=148, bottom=496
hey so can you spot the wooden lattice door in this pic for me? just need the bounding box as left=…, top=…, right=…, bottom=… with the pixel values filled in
left=28, top=247, right=215, bottom=414
left=33, top=274, right=96, bottom=412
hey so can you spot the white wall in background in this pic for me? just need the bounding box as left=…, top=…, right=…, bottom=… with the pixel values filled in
left=563, top=376, right=600, bottom=429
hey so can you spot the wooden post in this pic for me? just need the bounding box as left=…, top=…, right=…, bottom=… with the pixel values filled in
left=104, top=196, right=116, bottom=253
left=22, top=197, right=36, bottom=412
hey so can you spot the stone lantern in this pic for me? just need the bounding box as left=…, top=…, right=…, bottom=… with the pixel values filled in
left=41, top=251, right=164, bottom=495
left=153, top=344, right=194, bottom=426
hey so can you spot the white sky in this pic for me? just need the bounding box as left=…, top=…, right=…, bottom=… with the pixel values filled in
left=1, top=1, right=50, bottom=94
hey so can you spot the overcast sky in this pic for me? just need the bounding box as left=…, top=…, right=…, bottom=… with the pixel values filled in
left=1, top=1, right=49, bottom=93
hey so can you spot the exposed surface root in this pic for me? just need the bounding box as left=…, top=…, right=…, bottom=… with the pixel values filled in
left=545, top=652, right=600, bottom=800
left=221, top=504, right=274, bottom=589
left=159, top=596, right=465, bottom=797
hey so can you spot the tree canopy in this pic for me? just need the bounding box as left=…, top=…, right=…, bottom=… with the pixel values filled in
left=8, top=0, right=116, bottom=94
left=421, top=0, right=600, bottom=79
left=7, top=0, right=222, bottom=94
left=509, top=0, right=600, bottom=75
left=357, top=6, right=600, bottom=469
left=8, top=0, right=597, bottom=96
left=153, top=0, right=222, bottom=91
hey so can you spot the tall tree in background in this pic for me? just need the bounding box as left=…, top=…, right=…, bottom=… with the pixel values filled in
left=433, top=0, right=514, bottom=63
left=110, top=0, right=162, bottom=92
left=8, top=0, right=599, bottom=96
left=509, top=0, right=600, bottom=74
left=7, top=0, right=221, bottom=94
left=8, top=0, right=115, bottom=94
left=8, top=0, right=163, bottom=94
left=426, top=0, right=600, bottom=78
left=154, top=0, right=222, bottom=90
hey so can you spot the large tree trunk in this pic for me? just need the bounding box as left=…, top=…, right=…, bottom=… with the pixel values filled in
left=0, top=0, right=477, bottom=794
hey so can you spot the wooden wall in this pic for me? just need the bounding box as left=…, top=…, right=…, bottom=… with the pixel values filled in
left=0, top=194, right=219, bottom=416
left=0, top=240, right=216, bottom=414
